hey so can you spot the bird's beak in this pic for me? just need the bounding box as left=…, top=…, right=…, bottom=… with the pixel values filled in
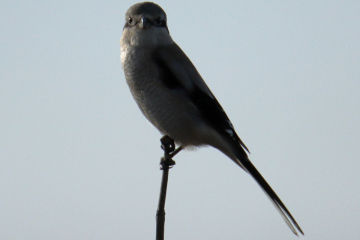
left=138, top=17, right=149, bottom=29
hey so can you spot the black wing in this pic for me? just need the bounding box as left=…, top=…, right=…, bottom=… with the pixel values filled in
left=153, top=45, right=304, bottom=236
left=153, top=46, right=249, bottom=153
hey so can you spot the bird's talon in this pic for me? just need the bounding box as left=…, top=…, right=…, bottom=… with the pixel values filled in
left=160, top=157, right=176, bottom=169
left=160, top=135, right=175, bottom=153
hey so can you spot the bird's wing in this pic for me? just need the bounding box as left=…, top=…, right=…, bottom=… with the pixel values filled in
left=152, top=43, right=249, bottom=152
left=152, top=43, right=304, bottom=236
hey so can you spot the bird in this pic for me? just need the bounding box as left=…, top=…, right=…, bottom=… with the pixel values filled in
left=120, top=1, right=303, bottom=236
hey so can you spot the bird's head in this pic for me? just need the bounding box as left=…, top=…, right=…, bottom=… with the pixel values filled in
left=121, top=2, right=173, bottom=47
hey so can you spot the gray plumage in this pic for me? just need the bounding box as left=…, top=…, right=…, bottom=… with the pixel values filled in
left=120, top=2, right=303, bottom=236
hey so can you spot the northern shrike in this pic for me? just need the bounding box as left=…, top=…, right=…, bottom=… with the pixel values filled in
left=120, top=2, right=303, bottom=236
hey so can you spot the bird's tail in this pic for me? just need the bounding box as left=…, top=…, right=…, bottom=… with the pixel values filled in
left=233, top=147, right=304, bottom=236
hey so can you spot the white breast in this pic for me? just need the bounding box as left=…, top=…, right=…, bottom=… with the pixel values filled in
left=122, top=45, right=211, bottom=147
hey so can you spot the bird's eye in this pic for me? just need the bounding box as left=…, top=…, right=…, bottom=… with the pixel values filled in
left=128, top=17, right=133, bottom=24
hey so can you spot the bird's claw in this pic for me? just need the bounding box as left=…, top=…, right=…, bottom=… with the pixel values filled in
left=160, top=135, right=177, bottom=170
left=160, top=157, right=176, bottom=170
left=160, top=135, right=175, bottom=153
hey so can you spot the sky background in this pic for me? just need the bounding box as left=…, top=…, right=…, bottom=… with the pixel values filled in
left=1, top=0, right=359, bottom=239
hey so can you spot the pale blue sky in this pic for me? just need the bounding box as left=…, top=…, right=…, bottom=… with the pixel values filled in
left=1, top=1, right=359, bottom=239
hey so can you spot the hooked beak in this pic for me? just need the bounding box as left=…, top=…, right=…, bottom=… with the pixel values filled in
left=138, top=17, right=150, bottom=29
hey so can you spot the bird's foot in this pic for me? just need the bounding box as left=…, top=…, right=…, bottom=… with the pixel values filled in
left=160, top=157, right=176, bottom=170
left=160, top=135, right=181, bottom=169
left=160, top=135, right=175, bottom=153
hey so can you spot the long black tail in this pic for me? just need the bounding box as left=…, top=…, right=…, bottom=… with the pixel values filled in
left=235, top=149, right=304, bottom=236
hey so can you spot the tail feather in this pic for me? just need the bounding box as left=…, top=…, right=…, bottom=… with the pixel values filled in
left=236, top=152, right=304, bottom=236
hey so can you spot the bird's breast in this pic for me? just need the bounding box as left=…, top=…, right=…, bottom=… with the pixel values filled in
left=121, top=46, right=209, bottom=146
